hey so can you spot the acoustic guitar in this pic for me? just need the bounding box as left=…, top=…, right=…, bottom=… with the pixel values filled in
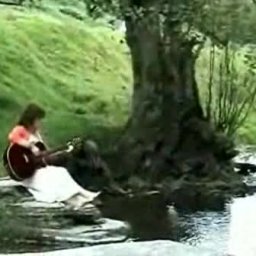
left=3, top=138, right=81, bottom=181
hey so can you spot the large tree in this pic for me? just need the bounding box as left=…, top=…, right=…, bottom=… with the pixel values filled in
left=118, top=1, right=208, bottom=174
left=83, top=0, right=256, bottom=192
left=116, top=1, right=230, bottom=179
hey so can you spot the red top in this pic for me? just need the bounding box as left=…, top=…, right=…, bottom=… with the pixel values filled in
left=8, top=125, right=30, bottom=144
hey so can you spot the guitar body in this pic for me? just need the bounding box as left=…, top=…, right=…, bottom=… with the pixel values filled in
left=3, top=142, right=47, bottom=181
left=3, top=138, right=80, bottom=181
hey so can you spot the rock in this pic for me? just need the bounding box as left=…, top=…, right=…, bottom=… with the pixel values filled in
left=235, top=163, right=256, bottom=175
left=0, top=177, right=21, bottom=187
left=42, top=218, right=129, bottom=245
left=1, top=199, right=130, bottom=249
left=5, top=203, right=130, bottom=247
left=9, top=199, right=130, bottom=245
left=213, top=132, right=237, bottom=160
left=0, top=178, right=30, bottom=200
left=167, top=181, right=202, bottom=210
left=0, top=177, right=130, bottom=248
left=233, top=146, right=256, bottom=175
left=3, top=240, right=215, bottom=256
left=165, top=178, right=244, bottom=211
left=126, top=176, right=151, bottom=192
left=9, top=197, right=101, bottom=225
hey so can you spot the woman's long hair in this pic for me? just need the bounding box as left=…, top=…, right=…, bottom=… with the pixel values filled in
left=18, top=103, right=46, bottom=128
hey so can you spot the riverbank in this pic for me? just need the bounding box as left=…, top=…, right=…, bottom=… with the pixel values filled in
left=0, top=174, right=251, bottom=256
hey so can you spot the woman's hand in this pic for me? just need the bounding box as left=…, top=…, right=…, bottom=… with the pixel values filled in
left=31, top=144, right=40, bottom=156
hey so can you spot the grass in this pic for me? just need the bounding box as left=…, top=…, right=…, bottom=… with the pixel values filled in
left=0, top=7, right=132, bottom=167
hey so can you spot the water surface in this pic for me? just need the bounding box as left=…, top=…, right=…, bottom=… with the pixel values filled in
left=101, top=194, right=231, bottom=256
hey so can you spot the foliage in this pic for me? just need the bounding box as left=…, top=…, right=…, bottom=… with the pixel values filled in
left=83, top=0, right=118, bottom=18
left=200, top=0, right=253, bottom=46
left=200, top=44, right=256, bottom=137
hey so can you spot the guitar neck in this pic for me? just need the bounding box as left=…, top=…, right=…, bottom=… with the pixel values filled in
left=43, top=150, right=71, bottom=166
left=40, top=145, right=69, bottom=157
left=35, top=137, right=80, bottom=166
left=35, top=143, right=73, bottom=166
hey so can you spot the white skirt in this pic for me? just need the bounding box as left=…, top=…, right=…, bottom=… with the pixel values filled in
left=21, top=166, right=97, bottom=204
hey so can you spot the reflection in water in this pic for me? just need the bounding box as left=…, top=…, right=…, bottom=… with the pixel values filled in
left=179, top=195, right=256, bottom=256
left=102, top=194, right=245, bottom=256
left=178, top=209, right=230, bottom=255
left=101, top=194, right=231, bottom=255
left=101, top=193, right=178, bottom=240
left=101, top=173, right=256, bottom=256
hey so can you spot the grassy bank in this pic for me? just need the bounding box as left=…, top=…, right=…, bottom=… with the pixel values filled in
left=0, top=7, right=132, bottom=163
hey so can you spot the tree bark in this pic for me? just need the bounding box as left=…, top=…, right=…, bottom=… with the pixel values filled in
left=117, top=1, right=239, bottom=187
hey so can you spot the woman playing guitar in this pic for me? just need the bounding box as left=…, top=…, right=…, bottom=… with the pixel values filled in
left=3, top=103, right=99, bottom=209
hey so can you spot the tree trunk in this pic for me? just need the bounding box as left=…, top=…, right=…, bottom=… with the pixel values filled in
left=116, top=1, right=245, bottom=204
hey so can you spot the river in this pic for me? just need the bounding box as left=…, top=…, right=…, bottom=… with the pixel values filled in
left=100, top=173, right=256, bottom=256
left=179, top=209, right=230, bottom=254
left=101, top=194, right=232, bottom=256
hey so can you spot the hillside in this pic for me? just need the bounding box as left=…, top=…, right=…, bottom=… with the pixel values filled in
left=0, top=7, right=132, bottom=156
